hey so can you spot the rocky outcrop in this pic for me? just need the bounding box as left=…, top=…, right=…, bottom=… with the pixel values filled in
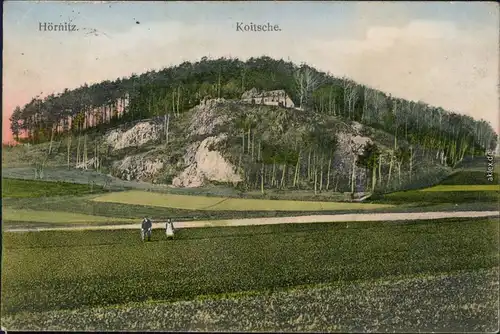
left=170, top=99, right=241, bottom=188
left=96, top=100, right=377, bottom=189
left=101, top=120, right=166, bottom=182
left=188, top=98, right=230, bottom=137
left=333, top=126, right=373, bottom=192
left=112, top=155, right=164, bottom=182
left=105, top=121, right=163, bottom=151
left=172, top=134, right=242, bottom=188
left=102, top=100, right=241, bottom=185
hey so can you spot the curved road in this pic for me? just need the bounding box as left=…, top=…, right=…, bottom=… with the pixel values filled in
left=5, top=211, right=499, bottom=232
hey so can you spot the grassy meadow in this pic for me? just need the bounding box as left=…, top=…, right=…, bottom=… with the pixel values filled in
left=2, top=177, right=394, bottom=228
left=91, top=190, right=393, bottom=211
left=2, top=268, right=497, bottom=332
left=438, top=170, right=499, bottom=185
left=420, top=185, right=498, bottom=192
left=1, top=157, right=499, bottom=331
left=375, top=168, right=499, bottom=205
left=2, top=178, right=108, bottom=198
left=2, top=208, right=136, bottom=224
left=376, top=190, right=498, bottom=205
left=2, top=164, right=499, bottom=227
left=2, top=218, right=498, bottom=314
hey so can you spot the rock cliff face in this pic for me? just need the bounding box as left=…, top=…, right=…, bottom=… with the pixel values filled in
left=333, top=124, right=373, bottom=191
left=105, top=99, right=242, bottom=186
left=112, top=155, right=164, bottom=182
left=105, top=121, right=163, bottom=150
left=172, top=135, right=242, bottom=188
left=103, top=120, right=167, bottom=182
left=172, top=98, right=242, bottom=187
left=188, top=98, right=230, bottom=137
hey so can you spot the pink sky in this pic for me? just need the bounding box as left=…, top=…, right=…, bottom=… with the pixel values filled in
left=3, top=102, right=16, bottom=143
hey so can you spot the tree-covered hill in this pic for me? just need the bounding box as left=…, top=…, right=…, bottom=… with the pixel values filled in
left=10, top=56, right=497, bottom=159
left=7, top=56, right=498, bottom=194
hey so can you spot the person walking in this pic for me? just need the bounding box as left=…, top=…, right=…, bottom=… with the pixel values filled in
left=141, top=217, right=153, bottom=241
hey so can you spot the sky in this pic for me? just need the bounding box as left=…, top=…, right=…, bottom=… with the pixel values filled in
left=3, top=1, right=499, bottom=144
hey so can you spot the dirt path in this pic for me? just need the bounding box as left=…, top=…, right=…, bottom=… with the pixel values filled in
left=4, top=211, right=499, bottom=232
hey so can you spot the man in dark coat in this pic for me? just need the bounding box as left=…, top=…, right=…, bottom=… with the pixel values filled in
left=141, top=217, right=152, bottom=241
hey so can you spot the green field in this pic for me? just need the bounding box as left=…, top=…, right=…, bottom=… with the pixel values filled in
left=2, top=218, right=498, bottom=316
left=453, top=157, right=500, bottom=173
left=2, top=268, right=497, bottom=332
left=376, top=190, right=498, bottom=204
left=1, top=161, right=499, bottom=331
left=375, top=165, right=499, bottom=205
left=2, top=178, right=107, bottom=198
left=2, top=175, right=498, bottom=226
left=2, top=208, right=136, bottom=224
left=438, top=170, right=499, bottom=185
left=420, top=185, right=499, bottom=192
left=2, top=182, right=396, bottom=226
left=92, top=190, right=393, bottom=211
left=4, top=196, right=498, bottom=228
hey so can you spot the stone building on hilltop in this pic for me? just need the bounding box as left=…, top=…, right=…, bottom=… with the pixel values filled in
left=241, top=88, right=295, bottom=108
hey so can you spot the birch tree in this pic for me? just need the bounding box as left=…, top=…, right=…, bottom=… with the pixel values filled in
left=294, top=65, right=321, bottom=109
left=66, top=135, right=72, bottom=169
left=164, top=113, right=170, bottom=145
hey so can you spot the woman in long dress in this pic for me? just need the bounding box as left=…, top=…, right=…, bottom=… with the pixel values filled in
left=165, top=218, right=175, bottom=239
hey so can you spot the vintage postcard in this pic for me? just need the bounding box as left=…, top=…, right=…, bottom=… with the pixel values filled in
left=2, top=1, right=499, bottom=332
